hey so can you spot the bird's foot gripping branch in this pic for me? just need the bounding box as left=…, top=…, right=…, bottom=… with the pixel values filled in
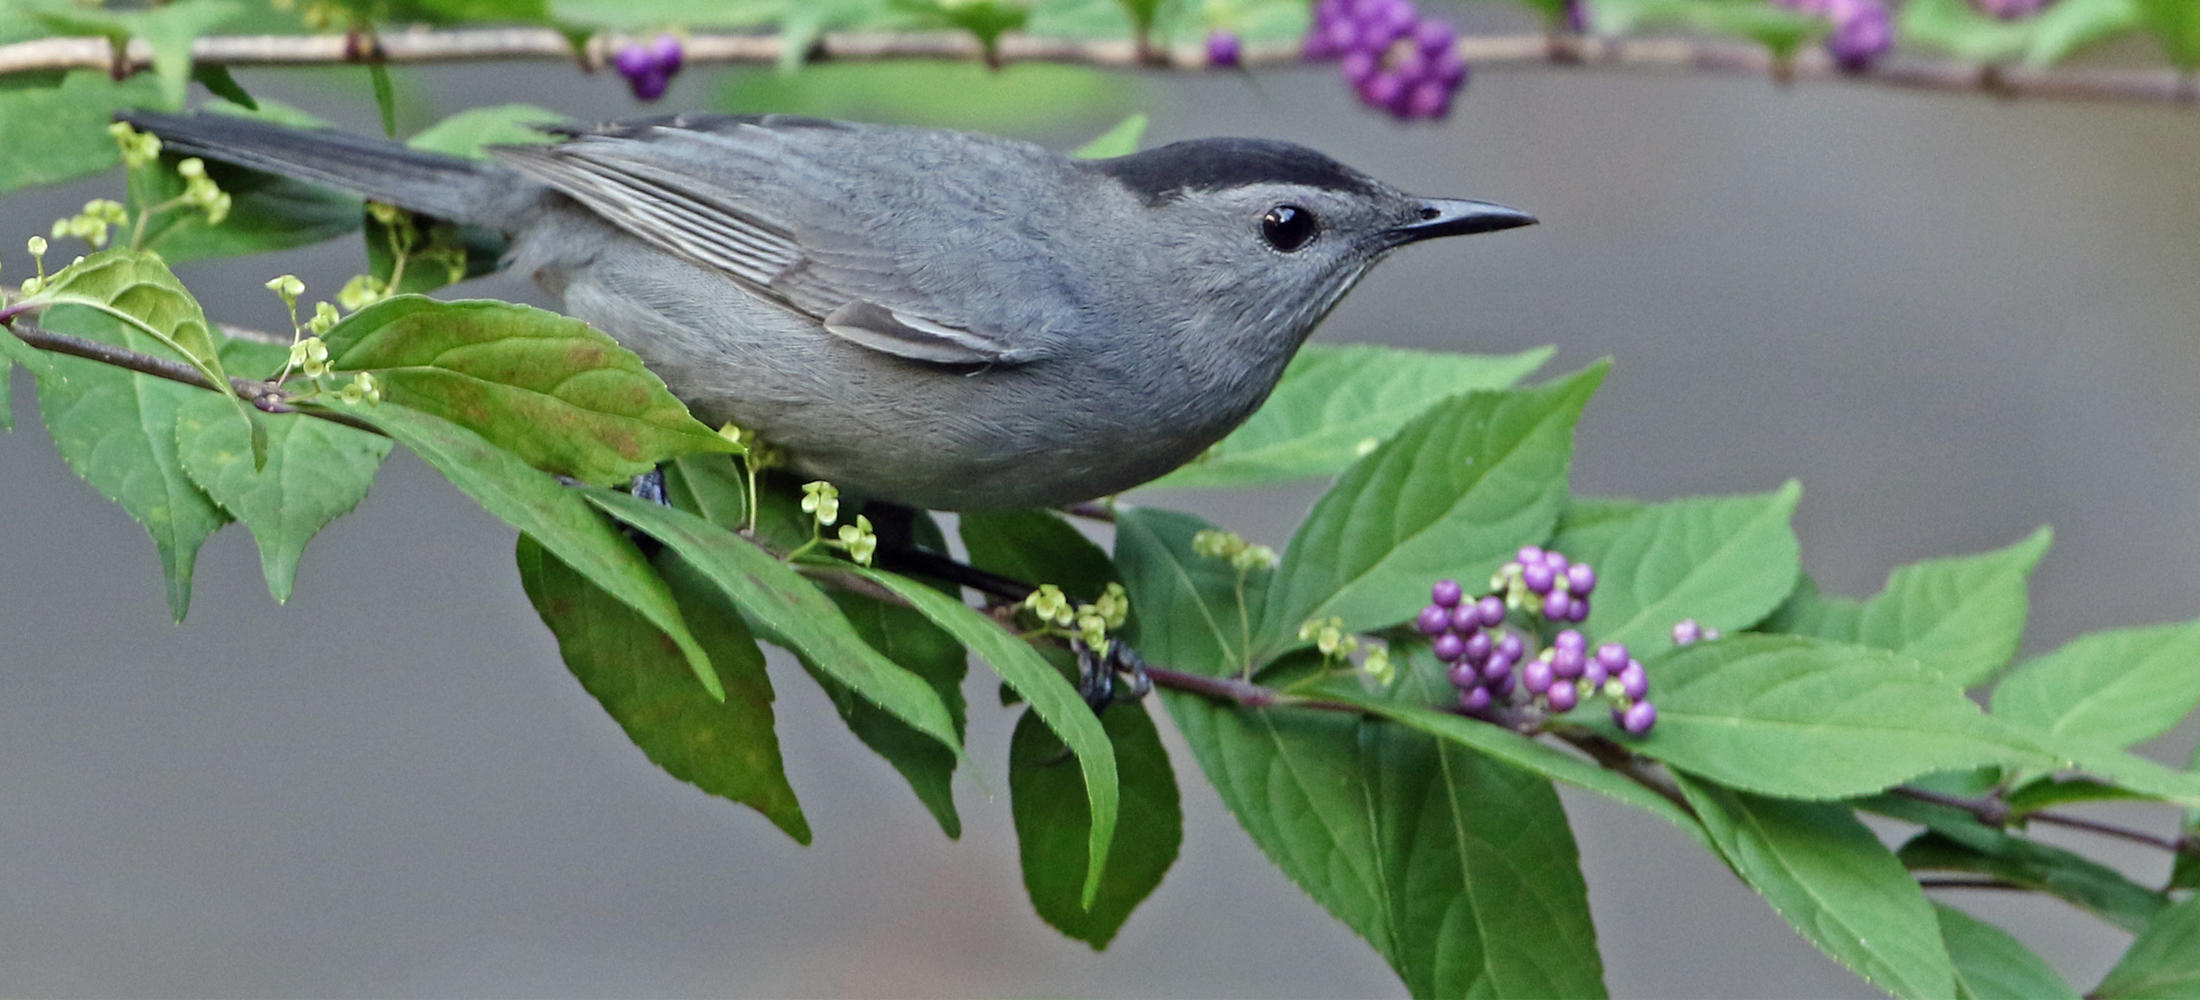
left=8, top=216, right=2200, bottom=994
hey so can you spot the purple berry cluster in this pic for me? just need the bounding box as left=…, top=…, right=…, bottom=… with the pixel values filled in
left=612, top=35, right=683, bottom=102
left=1302, top=0, right=1469, bottom=120
left=1774, top=0, right=1893, bottom=70
left=1206, top=30, right=1242, bottom=67
left=1419, top=546, right=1657, bottom=735
left=1969, top=0, right=2053, bottom=18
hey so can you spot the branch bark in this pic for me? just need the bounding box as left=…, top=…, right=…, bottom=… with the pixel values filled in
left=0, top=28, right=2195, bottom=105
left=5, top=318, right=384, bottom=435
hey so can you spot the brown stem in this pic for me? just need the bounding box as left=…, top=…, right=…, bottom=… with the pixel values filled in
left=1889, top=784, right=2198, bottom=858
left=6, top=319, right=383, bottom=436
left=0, top=30, right=2195, bottom=105
left=1918, top=877, right=2029, bottom=892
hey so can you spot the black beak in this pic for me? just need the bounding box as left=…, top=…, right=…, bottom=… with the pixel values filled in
left=1394, top=198, right=1538, bottom=243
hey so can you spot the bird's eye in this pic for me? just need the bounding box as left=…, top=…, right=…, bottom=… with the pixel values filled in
left=1261, top=204, right=1317, bottom=252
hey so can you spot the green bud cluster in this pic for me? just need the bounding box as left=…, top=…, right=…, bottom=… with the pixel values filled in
left=50, top=199, right=129, bottom=249
left=1192, top=528, right=1278, bottom=572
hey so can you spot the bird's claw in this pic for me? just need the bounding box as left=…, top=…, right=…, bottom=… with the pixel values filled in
left=1076, top=637, right=1152, bottom=712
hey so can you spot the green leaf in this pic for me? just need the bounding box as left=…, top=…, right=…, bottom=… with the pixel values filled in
left=1551, top=482, right=1803, bottom=656
left=580, top=488, right=959, bottom=751
left=174, top=395, right=390, bottom=603
left=1162, top=668, right=1607, bottom=998
left=0, top=71, right=162, bottom=193
left=1147, top=344, right=1555, bottom=490
left=2134, top=0, right=2200, bottom=67
left=2173, top=740, right=2200, bottom=892
left=32, top=306, right=230, bottom=620
left=1935, top=903, right=2079, bottom=1000
left=1991, top=616, right=2200, bottom=751
left=2025, top=0, right=2143, bottom=65
left=2001, top=776, right=2155, bottom=817
left=1900, top=0, right=2045, bottom=62
left=890, top=0, right=1030, bottom=52
left=2057, top=740, right=2200, bottom=809
left=405, top=103, right=561, bottom=159
left=1072, top=112, right=1148, bottom=159
left=2096, top=897, right=2200, bottom=999
left=1884, top=818, right=2168, bottom=933
left=190, top=63, right=257, bottom=109
left=137, top=155, right=365, bottom=263
left=518, top=537, right=810, bottom=843
left=958, top=508, right=1117, bottom=602
left=1589, top=0, right=1827, bottom=54
left=1011, top=701, right=1181, bottom=948
left=1620, top=635, right=2049, bottom=799
left=1304, top=665, right=1711, bottom=849
left=369, top=63, right=397, bottom=137
left=1256, top=363, right=1603, bottom=660
left=29, top=0, right=242, bottom=110
left=1762, top=527, right=2050, bottom=688
left=820, top=587, right=967, bottom=838
left=336, top=402, right=720, bottom=699
left=323, top=296, right=734, bottom=485
left=1113, top=506, right=1265, bottom=676
left=1675, top=774, right=1954, bottom=999
left=853, top=566, right=1117, bottom=906
left=22, top=250, right=236, bottom=403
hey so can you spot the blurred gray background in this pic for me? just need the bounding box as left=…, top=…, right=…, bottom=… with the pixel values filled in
left=3, top=8, right=2198, bottom=996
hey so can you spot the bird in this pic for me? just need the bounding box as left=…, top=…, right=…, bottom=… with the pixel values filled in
left=118, top=110, right=1534, bottom=510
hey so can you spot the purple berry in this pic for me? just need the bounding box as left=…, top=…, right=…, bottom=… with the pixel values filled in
left=1582, top=657, right=1608, bottom=688
left=1412, top=17, right=1455, bottom=53
left=1825, top=0, right=1892, bottom=69
left=1448, top=603, right=1481, bottom=633
left=1547, top=680, right=1580, bottom=712
left=1432, top=50, right=1467, bottom=86
left=1495, top=632, right=1524, bottom=661
left=1462, top=630, right=1493, bottom=665
left=1522, top=562, right=1556, bottom=595
left=1618, top=659, right=1648, bottom=700
left=1433, top=632, right=1466, bottom=663
left=1522, top=658, right=1553, bottom=695
left=1554, top=629, right=1587, bottom=654
left=650, top=34, right=682, bottom=74
left=1416, top=604, right=1450, bottom=637
left=1565, top=0, right=1591, bottom=32
left=1460, top=685, right=1493, bottom=712
left=611, top=43, right=653, bottom=77
left=1404, top=81, right=1451, bottom=119
left=1551, top=644, right=1585, bottom=680
left=630, top=69, right=669, bottom=101
left=1970, top=0, right=2050, bottom=18
left=1482, top=652, right=1513, bottom=684
left=1595, top=643, right=1629, bottom=674
left=1206, top=30, right=1242, bottom=66
left=1447, top=661, right=1479, bottom=689
left=1476, top=595, right=1507, bottom=628
left=1489, top=670, right=1516, bottom=699
left=1545, top=551, right=1570, bottom=576
left=1567, top=563, right=1597, bottom=596
left=1431, top=578, right=1464, bottom=608
left=1618, top=699, right=1657, bottom=734
left=1566, top=597, right=1590, bottom=622
left=1671, top=619, right=1702, bottom=646
left=1516, top=545, right=1545, bottom=565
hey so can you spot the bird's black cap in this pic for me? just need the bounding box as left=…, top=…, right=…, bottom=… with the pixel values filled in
left=1093, top=138, right=1382, bottom=205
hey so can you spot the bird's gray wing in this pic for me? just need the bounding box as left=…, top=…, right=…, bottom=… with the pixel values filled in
left=492, top=114, right=1054, bottom=366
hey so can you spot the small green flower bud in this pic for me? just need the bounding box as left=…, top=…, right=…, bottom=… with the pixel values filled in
left=308, top=301, right=339, bottom=335
left=27, top=235, right=47, bottom=259
left=265, top=274, right=306, bottom=306
left=799, top=480, right=840, bottom=526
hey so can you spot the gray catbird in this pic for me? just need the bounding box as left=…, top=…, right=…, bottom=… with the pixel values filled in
left=119, top=111, right=1533, bottom=510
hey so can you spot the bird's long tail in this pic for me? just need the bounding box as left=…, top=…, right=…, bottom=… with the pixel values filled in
left=117, top=109, right=534, bottom=228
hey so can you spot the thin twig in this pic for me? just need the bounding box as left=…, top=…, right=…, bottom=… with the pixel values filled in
left=0, top=28, right=2194, bottom=105
left=6, top=319, right=383, bottom=435
left=1890, top=784, right=2198, bottom=858
left=1918, top=877, right=2031, bottom=891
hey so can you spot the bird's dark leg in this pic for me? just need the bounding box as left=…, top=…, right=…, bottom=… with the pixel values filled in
left=864, top=500, right=1149, bottom=710
left=628, top=465, right=669, bottom=506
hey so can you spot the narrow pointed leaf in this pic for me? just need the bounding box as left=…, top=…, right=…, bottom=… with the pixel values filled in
left=23, top=249, right=235, bottom=398
left=175, top=396, right=390, bottom=603
left=1935, top=903, right=2078, bottom=1000
left=1151, top=344, right=1556, bottom=490
left=518, top=537, right=809, bottom=842
left=1552, top=482, right=1803, bottom=655
left=819, top=589, right=967, bottom=838
left=1071, top=112, right=1147, bottom=159
left=1675, top=774, right=1955, bottom=1000
left=0, top=71, right=162, bottom=192
left=1877, top=807, right=2168, bottom=933
left=33, top=306, right=230, bottom=620
left=324, top=296, right=735, bottom=485
left=1258, top=364, right=1602, bottom=659
left=581, top=488, right=958, bottom=751
left=336, top=401, right=720, bottom=699
left=2095, top=897, right=2200, bottom=999
left=1764, top=528, right=2050, bottom=688
left=1617, top=635, right=2050, bottom=798
left=1011, top=701, right=1180, bottom=947
left=854, top=566, right=1116, bottom=906
left=1991, top=616, right=2200, bottom=750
